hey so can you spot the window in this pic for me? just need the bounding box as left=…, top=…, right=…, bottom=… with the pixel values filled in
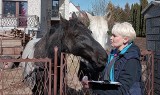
left=3, top=1, right=16, bottom=17
left=52, top=0, right=59, bottom=17
left=19, top=2, right=27, bottom=16
left=3, top=0, right=28, bottom=27
left=3, top=0, right=28, bottom=17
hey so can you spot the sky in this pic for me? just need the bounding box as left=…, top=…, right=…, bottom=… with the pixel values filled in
left=70, top=0, right=152, bottom=11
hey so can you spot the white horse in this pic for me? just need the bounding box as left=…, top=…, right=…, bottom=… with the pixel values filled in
left=77, top=11, right=112, bottom=51
left=19, top=38, right=40, bottom=89
left=87, top=12, right=111, bottom=51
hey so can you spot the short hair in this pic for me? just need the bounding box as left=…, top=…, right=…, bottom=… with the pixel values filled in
left=111, top=22, right=136, bottom=42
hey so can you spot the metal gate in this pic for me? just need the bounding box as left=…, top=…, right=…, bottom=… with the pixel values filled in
left=141, top=50, right=154, bottom=95
left=59, top=50, right=155, bottom=95
left=0, top=49, right=155, bottom=95
left=0, top=58, right=52, bottom=95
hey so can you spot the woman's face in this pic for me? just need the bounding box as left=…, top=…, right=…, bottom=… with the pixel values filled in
left=110, top=33, right=127, bottom=51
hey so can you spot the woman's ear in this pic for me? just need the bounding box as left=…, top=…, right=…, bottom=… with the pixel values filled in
left=123, top=37, right=129, bottom=44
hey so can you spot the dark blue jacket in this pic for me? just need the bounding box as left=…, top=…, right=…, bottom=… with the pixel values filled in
left=93, top=43, right=144, bottom=95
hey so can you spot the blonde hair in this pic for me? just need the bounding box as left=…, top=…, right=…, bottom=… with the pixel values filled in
left=111, top=22, right=136, bottom=42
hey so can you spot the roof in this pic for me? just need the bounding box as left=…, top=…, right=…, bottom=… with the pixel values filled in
left=142, top=1, right=160, bottom=15
left=69, top=2, right=80, bottom=11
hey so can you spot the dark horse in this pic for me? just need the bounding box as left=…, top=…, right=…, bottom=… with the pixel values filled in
left=21, top=15, right=107, bottom=95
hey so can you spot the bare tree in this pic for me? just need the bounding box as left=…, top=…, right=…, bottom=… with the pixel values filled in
left=91, top=0, right=108, bottom=16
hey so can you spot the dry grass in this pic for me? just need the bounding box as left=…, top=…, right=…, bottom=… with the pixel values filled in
left=66, top=54, right=83, bottom=91
left=0, top=68, right=32, bottom=95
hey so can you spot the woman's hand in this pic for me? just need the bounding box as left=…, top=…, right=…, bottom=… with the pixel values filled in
left=81, top=76, right=89, bottom=89
left=82, top=80, right=89, bottom=88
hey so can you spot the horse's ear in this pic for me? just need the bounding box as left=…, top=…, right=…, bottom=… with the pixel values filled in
left=86, top=12, right=93, bottom=21
left=104, top=10, right=111, bottom=21
left=72, top=12, right=78, bottom=19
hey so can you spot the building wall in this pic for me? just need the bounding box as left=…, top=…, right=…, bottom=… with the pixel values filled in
left=28, top=0, right=51, bottom=37
left=144, top=3, right=160, bottom=95
left=0, top=0, right=2, bottom=15
left=27, top=0, right=42, bottom=37
left=69, top=2, right=79, bottom=19
left=143, top=5, right=160, bottom=19
left=28, top=0, right=41, bottom=17
left=59, top=0, right=69, bottom=20
left=39, top=0, right=50, bottom=37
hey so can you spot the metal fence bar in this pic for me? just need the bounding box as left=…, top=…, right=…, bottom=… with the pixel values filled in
left=141, top=50, right=154, bottom=95
left=58, top=50, right=155, bottom=95
left=54, top=47, right=58, bottom=95
left=0, top=49, right=155, bottom=95
left=151, top=52, right=154, bottom=95
left=60, top=53, right=64, bottom=95
left=59, top=53, right=68, bottom=95
left=49, top=57, right=52, bottom=95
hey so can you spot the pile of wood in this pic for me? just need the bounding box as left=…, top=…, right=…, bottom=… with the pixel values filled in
left=0, top=28, right=35, bottom=46
left=0, top=28, right=34, bottom=58
left=0, top=38, right=23, bottom=58
left=0, top=29, right=23, bottom=39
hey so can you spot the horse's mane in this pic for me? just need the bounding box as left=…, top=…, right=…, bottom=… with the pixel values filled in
left=34, top=25, right=63, bottom=59
left=76, top=11, right=90, bottom=27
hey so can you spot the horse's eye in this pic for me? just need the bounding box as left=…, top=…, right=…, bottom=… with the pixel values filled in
left=107, top=30, right=111, bottom=35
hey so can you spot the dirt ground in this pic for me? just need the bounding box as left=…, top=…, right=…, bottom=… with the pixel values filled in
left=0, top=68, right=32, bottom=95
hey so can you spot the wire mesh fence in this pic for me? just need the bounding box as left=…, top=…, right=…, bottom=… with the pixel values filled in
left=0, top=50, right=154, bottom=95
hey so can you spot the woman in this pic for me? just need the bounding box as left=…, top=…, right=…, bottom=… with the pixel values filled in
left=82, top=22, right=144, bottom=95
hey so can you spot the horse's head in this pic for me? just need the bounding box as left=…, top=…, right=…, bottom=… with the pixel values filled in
left=22, top=15, right=108, bottom=92
left=34, top=14, right=107, bottom=70
left=60, top=15, right=107, bottom=70
left=85, top=12, right=112, bottom=51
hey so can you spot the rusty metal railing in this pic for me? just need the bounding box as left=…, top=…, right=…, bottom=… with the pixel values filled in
left=152, top=52, right=160, bottom=95
left=141, top=50, right=154, bottom=95
left=0, top=48, right=155, bottom=95
left=58, top=50, right=155, bottom=95
left=0, top=58, right=52, bottom=95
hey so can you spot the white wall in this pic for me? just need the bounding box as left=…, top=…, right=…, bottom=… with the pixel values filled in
left=28, top=0, right=41, bottom=21
left=0, top=0, right=2, bottom=15
left=64, top=0, right=69, bottom=20
left=59, top=0, right=70, bottom=20
left=69, top=2, right=80, bottom=19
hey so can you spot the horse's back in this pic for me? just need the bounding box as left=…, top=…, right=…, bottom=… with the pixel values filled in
left=19, top=38, right=41, bottom=68
left=22, top=38, right=41, bottom=59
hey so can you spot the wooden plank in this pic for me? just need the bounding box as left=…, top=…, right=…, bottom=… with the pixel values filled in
left=0, top=39, right=22, bottom=47
left=0, top=47, right=23, bottom=55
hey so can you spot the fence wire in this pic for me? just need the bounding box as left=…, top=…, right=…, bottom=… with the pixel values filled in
left=0, top=50, right=154, bottom=95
